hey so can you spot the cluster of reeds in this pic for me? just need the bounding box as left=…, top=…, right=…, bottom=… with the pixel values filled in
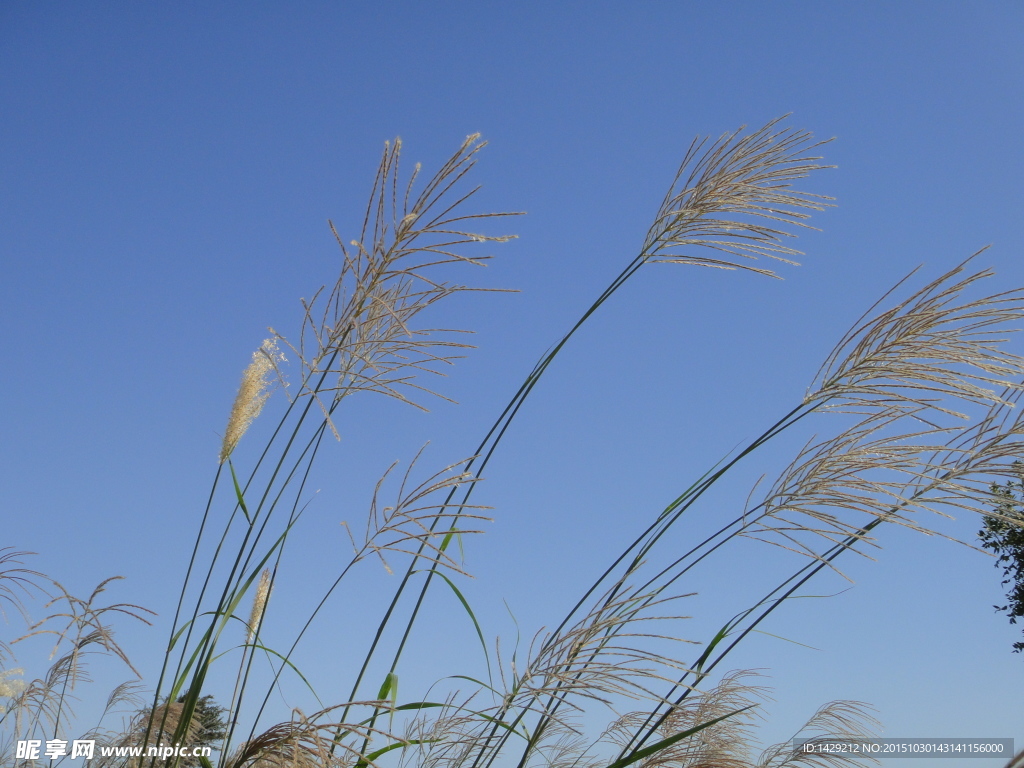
left=0, top=549, right=153, bottom=761
left=4, top=118, right=1024, bottom=768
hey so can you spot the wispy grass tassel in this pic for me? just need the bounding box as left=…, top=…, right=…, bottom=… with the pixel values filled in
left=219, top=340, right=284, bottom=464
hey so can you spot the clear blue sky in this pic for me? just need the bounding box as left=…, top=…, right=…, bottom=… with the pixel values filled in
left=2, top=3, right=1023, bottom=765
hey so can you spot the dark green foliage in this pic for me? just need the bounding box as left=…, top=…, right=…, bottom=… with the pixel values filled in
left=176, top=694, right=227, bottom=766
left=981, top=464, right=1024, bottom=653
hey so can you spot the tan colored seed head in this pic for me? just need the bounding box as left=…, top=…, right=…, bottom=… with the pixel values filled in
left=220, top=339, right=282, bottom=464
left=247, top=568, right=272, bottom=643
left=0, top=669, right=25, bottom=712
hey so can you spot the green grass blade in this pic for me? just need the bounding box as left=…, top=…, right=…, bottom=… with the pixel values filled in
left=354, top=739, right=438, bottom=768
left=229, top=461, right=251, bottom=524
left=417, top=570, right=492, bottom=683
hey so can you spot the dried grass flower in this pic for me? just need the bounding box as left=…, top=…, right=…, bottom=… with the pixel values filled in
left=273, top=134, right=519, bottom=437
left=247, top=569, right=272, bottom=645
left=220, top=339, right=286, bottom=463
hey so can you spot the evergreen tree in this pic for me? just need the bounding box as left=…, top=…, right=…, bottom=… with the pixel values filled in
left=174, top=694, right=227, bottom=766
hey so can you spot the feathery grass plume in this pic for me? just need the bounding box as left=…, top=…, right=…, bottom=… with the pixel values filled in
left=236, top=451, right=491, bottom=749
left=743, top=258, right=1024, bottom=560
left=0, top=576, right=151, bottom=767
left=320, top=120, right=839, bottom=768
left=0, top=668, right=26, bottom=713
left=220, top=339, right=286, bottom=464
left=509, top=715, right=595, bottom=768
left=91, top=699, right=203, bottom=768
left=3, top=578, right=153, bottom=754
left=642, top=116, right=833, bottom=276
left=227, top=703, right=410, bottom=768
left=434, top=584, right=699, bottom=768
left=102, top=679, right=148, bottom=718
left=343, top=449, right=490, bottom=576
left=397, top=692, right=499, bottom=768
left=274, top=134, right=519, bottom=435
left=0, top=548, right=49, bottom=666
left=741, top=410, right=953, bottom=562
left=247, top=569, right=272, bottom=645
left=225, top=569, right=273, bottom=766
left=502, top=587, right=696, bottom=711
left=5, top=672, right=74, bottom=743
left=602, top=673, right=878, bottom=768
left=605, top=670, right=768, bottom=768
left=757, top=700, right=880, bottom=768
left=19, top=577, right=154, bottom=678
left=807, top=255, right=1024, bottom=416
left=0, top=548, right=47, bottom=620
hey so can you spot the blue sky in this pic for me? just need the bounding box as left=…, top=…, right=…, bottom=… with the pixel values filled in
left=2, top=3, right=1023, bottom=765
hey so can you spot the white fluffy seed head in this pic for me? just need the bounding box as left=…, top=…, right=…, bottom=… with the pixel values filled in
left=219, top=339, right=283, bottom=464
left=247, top=569, right=272, bottom=644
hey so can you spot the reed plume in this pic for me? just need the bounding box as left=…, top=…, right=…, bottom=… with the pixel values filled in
left=247, top=570, right=272, bottom=646
left=90, top=699, right=202, bottom=768
left=220, top=340, right=285, bottom=464
left=642, top=116, right=832, bottom=276
left=274, top=134, right=519, bottom=435
left=746, top=259, right=1024, bottom=561
left=0, top=668, right=25, bottom=712
left=0, top=572, right=150, bottom=766
left=757, top=699, right=881, bottom=767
